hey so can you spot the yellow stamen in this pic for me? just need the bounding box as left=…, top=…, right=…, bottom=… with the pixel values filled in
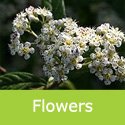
left=105, top=73, right=111, bottom=79
left=65, top=38, right=72, bottom=46
left=96, top=53, right=103, bottom=59
left=108, top=51, right=115, bottom=59
left=21, top=47, right=30, bottom=53
left=72, top=59, right=78, bottom=65
left=16, top=23, right=23, bottom=29
left=79, top=42, right=85, bottom=48
left=102, top=30, right=107, bottom=34
left=118, top=60, right=123, bottom=66
left=109, top=38, right=115, bottom=44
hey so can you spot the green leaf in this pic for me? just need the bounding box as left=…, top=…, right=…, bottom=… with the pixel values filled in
left=59, top=80, right=76, bottom=90
left=42, top=0, right=66, bottom=19
left=42, top=0, right=52, bottom=11
left=52, top=0, right=66, bottom=19
left=0, top=72, right=46, bottom=90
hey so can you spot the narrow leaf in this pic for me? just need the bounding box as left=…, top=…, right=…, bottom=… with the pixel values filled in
left=0, top=72, right=46, bottom=90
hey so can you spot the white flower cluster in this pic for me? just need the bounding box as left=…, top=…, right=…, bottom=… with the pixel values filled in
left=9, top=7, right=125, bottom=84
left=9, top=6, right=53, bottom=60
left=88, top=23, right=125, bottom=85
left=35, top=18, right=89, bottom=81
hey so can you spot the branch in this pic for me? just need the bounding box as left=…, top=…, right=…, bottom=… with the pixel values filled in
left=0, top=66, right=7, bottom=74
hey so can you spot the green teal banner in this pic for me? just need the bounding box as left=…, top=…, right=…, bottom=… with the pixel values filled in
left=0, top=91, right=124, bottom=125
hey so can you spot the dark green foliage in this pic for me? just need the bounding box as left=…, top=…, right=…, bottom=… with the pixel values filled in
left=51, top=0, right=66, bottom=19
left=42, top=0, right=52, bottom=11
left=0, top=72, right=46, bottom=90
left=59, top=80, right=76, bottom=90
left=42, top=0, right=66, bottom=19
left=68, top=66, right=92, bottom=89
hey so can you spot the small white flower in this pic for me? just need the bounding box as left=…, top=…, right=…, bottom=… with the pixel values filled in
left=76, top=64, right=82, bottom=70
left=18, top=42, right=35, bottom=60
left=104, top=80, right=111, bottom=85
left=28, top=14, right=39, bottom=21
left=96, top=23, right=110, bottom=34
left=25, top=6, right=34, bottom=15
left=90, top=68, right=96, bottom=74
left=77, top=56, right=83, bottom=62
left=24, top=54, right=30, bottom=60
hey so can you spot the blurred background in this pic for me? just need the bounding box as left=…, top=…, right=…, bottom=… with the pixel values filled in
left=0, top=0, right=125, bottom=89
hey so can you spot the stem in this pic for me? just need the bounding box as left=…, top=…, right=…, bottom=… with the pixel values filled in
left=44, top=81, right=62, bottom=90
left=26, top=30, right=38, bottom=38
left=31, top=43, right=37, bottom=45
left=41, top=15, right=45, bottom=24
left=40, top=20, right=44, bottom=25
left=83, top=57, right=91, bottom=61
left=30, top=31, right=38, bottom=38
left=82, top=61, right=92, bottom=66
